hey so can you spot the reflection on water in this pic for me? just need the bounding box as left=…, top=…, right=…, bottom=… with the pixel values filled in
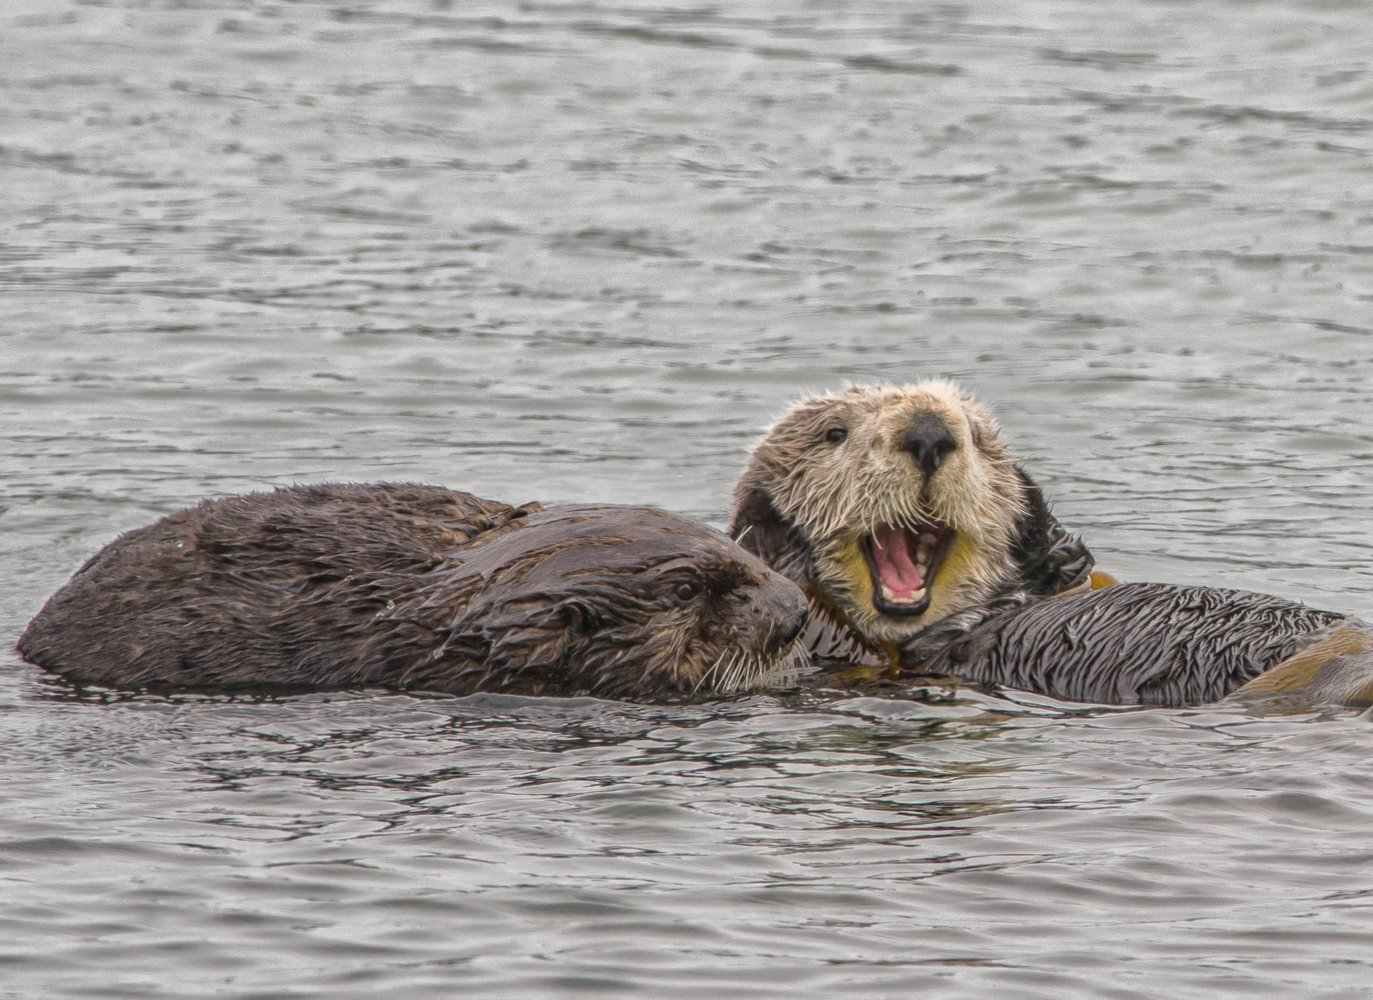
left=4, top=1, right=1373, bottom=997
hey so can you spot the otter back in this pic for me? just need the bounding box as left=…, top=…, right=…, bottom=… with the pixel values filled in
left=17, top=483, right=809, bottom=700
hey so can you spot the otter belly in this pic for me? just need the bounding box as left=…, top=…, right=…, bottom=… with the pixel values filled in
left=906, top=582, right=1352, bottom=707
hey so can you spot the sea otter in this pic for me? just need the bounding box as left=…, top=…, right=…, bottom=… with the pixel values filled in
left=17, top=483, right=809, bottom=699
left=731, top=381, right=1373, bottom=708
left=730, top=380, right=1102, bottom=666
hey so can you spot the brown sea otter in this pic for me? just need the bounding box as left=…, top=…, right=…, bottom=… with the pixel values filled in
left=17, top=483, right=809, bottom=700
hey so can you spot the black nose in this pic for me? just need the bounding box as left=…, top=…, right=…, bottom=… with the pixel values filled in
left=902, top=412, right=956, bottom=476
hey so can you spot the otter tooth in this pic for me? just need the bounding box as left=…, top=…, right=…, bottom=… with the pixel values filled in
left=881, top=584, right=912, bottom=605
left=881, top=584, right=927, bottom=606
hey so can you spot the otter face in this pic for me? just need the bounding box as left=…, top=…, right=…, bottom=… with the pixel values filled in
left=731, top=381, right=1031, bottom=650
left=456, top=506, right=811, bottom=698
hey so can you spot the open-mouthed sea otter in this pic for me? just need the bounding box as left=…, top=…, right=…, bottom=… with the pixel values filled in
left=730, top=381, right=1373, bottom=708
left=17, top=483, right=809, bottom=700
left=730, top=380, right=1103, bottom=666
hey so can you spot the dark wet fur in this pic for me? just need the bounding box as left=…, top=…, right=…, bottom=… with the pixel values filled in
left=17, top=483, right=808, bottom=699
left=1005, top=470, right=1097, bottom=599
left=905, top=582, right=1349, bottom=706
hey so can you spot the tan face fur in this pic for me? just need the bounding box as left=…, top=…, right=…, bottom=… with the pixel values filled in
left=732, top=381, right=1030, bottom=649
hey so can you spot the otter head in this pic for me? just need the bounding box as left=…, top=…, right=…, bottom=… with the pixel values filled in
left=451, top=505, right=810, bottom=698
left=730, top=381, right=1095, bottom=656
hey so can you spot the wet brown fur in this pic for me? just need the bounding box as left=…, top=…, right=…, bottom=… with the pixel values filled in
left=17, top=483, right=809, bottom=699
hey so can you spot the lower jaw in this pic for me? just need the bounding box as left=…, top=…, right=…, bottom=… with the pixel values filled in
left=857, top=603, right=940, bottom=646
left=872, top=592, right=932, bottom=618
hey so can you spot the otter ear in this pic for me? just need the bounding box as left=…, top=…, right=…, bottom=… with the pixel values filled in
left=555, top=599, right=603, bottom=636
left=1010, top=467, right=1096, bottom=596
left=729, top=487, right=811, bottom=585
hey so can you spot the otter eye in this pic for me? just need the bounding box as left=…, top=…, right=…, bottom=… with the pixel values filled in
left=673, top=580, right=700, bottom=603
left=824, top=427, right=848, bottom=445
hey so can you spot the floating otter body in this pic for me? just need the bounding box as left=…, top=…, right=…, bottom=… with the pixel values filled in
left=17, top=483, right=809, bottom=699
left=731, top=380, right=1099, bottom=665
left=731, top=381, right=1373, bottom=709
left=906, top=581, right=1369, bottom=707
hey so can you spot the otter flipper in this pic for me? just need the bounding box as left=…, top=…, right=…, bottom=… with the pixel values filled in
left=1232, top=623, right=1373, bottom=707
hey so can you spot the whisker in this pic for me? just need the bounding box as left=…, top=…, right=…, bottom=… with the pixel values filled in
left=692, top=651, right=724, bottom=695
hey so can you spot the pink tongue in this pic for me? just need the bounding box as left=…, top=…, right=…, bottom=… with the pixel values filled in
left=871, top=525, right=924, bottom=597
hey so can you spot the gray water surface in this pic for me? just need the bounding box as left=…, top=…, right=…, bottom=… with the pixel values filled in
left=4, top=1, right=1373, bottom=997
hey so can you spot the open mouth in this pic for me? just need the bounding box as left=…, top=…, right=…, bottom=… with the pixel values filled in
left=861, top=521, right=953, bottom=616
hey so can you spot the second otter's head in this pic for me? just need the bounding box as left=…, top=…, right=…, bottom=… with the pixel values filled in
left=440, top=505, right=812, bottom=699
left=730, top=381, right=1095, bottom=656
